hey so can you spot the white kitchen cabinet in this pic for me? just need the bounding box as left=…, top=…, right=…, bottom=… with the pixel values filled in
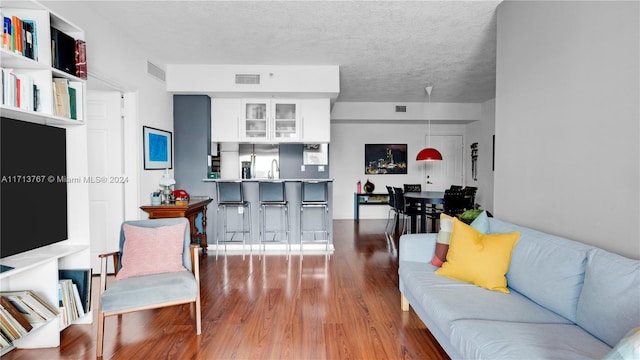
left=300, top=99, right=330, bottom=143
left=211, top=98, right=241, bottom=142
left=241, top=99, right=299, bottom=142
left=212, top=98, right=330, bottom=143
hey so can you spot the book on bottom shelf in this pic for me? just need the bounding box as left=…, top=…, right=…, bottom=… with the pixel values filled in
left=58, top=269, right=91, bottom=315
left=0, top=290, right=59, bottom=348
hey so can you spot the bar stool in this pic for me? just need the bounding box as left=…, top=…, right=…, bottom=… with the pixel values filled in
left=216, top=181, right=251, bottom=255
left=259, top=181, right=290, bottom=257
left=300, top=181, right=330, bottom=254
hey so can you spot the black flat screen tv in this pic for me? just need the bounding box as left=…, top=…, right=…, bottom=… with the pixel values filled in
left=1, top=117, right=68, bottom=258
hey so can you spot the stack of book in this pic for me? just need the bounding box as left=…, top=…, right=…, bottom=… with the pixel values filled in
left=1, top=68, right=40, bottom=111
left=58, top=269, right=91, bottom=328
left=1, top=12, right=38, bottom=61
left=0, top=291, right=59, bottom=350
left=52, top=77, right=82, bottom=120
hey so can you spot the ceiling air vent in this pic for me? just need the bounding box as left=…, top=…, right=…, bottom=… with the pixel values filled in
left=146, top=61, right=165, bottom=82
left=235, top=74, right=260, bottom=85
left=395, top=105, right=407, bottom=113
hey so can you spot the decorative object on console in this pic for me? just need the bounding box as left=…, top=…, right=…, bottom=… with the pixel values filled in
left=173, top=189, right=190, bottom=201
left=159, top=169, right=175, bottom=204
left=365, top=144, right=407, bottom=174
left=363, top=179, right=375, bottom=193
left=143, top=126, right=172, bottom=170
left=416, top=85, right=443, bottom=161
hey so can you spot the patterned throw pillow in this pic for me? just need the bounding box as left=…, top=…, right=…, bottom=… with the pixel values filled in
left=430, top=211, right=489, bottom=267
left=116, top=222, right=188, bottom=280
left=430, top=214, right=454, bottom=266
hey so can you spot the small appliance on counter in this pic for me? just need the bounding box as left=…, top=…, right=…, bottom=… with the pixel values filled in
left=242, top=161, right=252, bottom=179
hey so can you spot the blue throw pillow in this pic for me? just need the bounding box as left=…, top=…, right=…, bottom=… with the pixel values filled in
left=469, top=210, right=489, bottom=234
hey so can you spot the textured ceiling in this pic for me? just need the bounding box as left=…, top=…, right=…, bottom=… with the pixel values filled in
left=78, top=1, right=500, bottom=103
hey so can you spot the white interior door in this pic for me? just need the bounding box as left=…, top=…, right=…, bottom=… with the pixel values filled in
left=87, top=91, right=124, bottom=274
left=423, top=135, right=464, bottom=191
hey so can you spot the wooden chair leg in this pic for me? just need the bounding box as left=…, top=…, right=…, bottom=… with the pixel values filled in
left=96, top=312, right=105, bottom=357
left=195, top=298, right=202, bottom=335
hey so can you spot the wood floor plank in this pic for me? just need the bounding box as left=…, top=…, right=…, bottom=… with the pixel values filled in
left=3, top=220, right=449, bottom=360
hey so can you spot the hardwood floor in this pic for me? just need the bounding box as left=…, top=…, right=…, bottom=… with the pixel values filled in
left=4, top=220, right=449, bottom=360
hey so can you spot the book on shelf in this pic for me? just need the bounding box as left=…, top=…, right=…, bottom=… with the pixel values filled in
left=51, top=27, right=76, bottom=76
left=0, top=291, right=58, bottom=322
left=75, top=39, right=86, bottom=79
left=58, top=269, right=91, bottom=314
left=68, top=86, right=76, bottom=119
left=58, top=277, right=87, bottom=326
left=52, top=78, right=70, bottom=118
left=0, top=297, right=32, bottom=333
left=0, top=290, right=58, bottom=343
left=21, top=20, right=37, bottom=61
left=2, top=14, right=11, bottom=51
left=67, top=81, right=83, bottom=120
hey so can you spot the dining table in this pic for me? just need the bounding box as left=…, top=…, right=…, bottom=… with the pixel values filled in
left=403, top=191, right=445, bottom=233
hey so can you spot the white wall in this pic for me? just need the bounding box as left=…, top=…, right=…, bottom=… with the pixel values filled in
left=330, top=121, right=466, bottom=219
left=465, top=99, right=496, bottom=212
left=45, top=2, right=174, bottom=219
left=495, top=1, right=639, bottom=258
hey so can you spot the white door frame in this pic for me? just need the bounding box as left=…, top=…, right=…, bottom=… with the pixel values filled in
left=87, top=73, right=139, bottom=273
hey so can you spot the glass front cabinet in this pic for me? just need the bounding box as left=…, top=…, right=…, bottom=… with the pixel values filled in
left=241, top=100, right=299, bottom=142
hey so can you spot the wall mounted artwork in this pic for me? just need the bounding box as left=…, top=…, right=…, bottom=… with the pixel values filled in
left=364, top=144, right=407, bottom=174
left=143, top=126, right=172, bottom=170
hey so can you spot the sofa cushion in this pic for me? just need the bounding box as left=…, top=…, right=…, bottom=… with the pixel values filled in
left=576, top=249, right=640, bottom=347
left=400, top=261, right=572, bottom=337
left=101, top=270, right=198, bottom=313
left=489, top=218, right=591, bottom=322
left=450, top=320, right=611, bottom=360
left=117, top=222, right=188, bottom=280
left=436, top=218, right=520, bottom=293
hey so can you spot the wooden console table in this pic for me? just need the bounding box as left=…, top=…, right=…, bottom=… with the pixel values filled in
left=140, top=197, right=213, bottom=253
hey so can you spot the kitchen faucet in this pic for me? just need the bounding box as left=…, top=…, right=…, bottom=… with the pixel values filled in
left=268, top=159, right=279, bottom=179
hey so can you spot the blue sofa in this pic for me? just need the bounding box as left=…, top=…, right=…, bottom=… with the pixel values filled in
left=399, top=217, right=640, bottom=359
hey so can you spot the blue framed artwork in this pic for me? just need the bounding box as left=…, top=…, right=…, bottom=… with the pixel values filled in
left=143, top=126, right=172, bottom=170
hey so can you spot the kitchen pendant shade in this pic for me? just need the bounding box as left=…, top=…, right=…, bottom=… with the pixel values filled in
left=416, top=147, right=443, bottom=161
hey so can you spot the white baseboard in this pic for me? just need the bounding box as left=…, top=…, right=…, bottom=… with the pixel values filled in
left=205, top=243, right=334, bottom=255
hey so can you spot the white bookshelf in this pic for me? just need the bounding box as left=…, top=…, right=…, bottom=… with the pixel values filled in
left=0, top=0, right=91, bottom=352
left=1, top=1, right=86, bottom=125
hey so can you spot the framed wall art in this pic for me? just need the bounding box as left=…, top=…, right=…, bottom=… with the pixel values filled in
left=364, top=144, right=407, bottom=174
left=143, top=126, right=172, bottom=170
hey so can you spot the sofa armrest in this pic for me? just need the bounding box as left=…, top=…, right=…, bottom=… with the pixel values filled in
left=399, top=233, right=437, bottom=263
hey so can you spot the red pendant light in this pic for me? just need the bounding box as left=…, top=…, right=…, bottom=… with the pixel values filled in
left=416, top=147, right=443, bottom=161
left=416, top=85, right=443, bottom=161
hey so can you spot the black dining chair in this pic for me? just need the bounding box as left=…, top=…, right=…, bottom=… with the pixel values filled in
left=393, top=187, right=420, bottom=234
left=462, top=186, right=478, bottom=210
left=385, top=186, right=398, bottom=233
left=442, top=189, right=467, bottom=216
left=403, top=184, right=422, bottom=193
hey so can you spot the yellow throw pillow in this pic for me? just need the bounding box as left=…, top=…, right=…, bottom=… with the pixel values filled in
left=435, top=218, right=520, bottom=293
